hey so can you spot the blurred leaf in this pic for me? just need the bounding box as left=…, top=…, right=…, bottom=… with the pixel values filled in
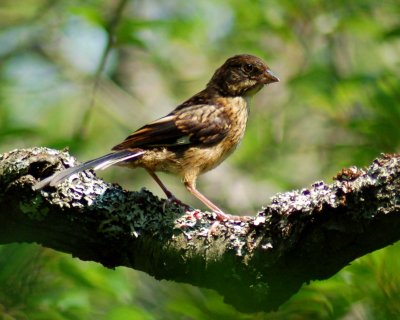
left=105, top=306, right=154, bottom=320
left=69, top=5, right=106, bottom=26
left=383, top=25, right=400, bottom=39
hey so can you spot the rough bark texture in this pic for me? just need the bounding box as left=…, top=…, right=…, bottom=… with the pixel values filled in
left=1, top=147, right=400, bottom=313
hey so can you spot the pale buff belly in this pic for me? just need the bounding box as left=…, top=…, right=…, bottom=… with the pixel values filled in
left=127, top=141, right=239, bottom=178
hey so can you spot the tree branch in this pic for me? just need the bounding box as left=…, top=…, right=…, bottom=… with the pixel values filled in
left=1, top=147, right=400, bottom=312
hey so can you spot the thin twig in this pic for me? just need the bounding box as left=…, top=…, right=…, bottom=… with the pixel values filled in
left=74, top=0, right=130, bottom=139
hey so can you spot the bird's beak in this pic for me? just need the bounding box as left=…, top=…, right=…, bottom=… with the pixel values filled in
left=263, top=68, right=280, bottom=84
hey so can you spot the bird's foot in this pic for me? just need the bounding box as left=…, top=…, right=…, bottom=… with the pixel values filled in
left=208, top=210, right=252, bottom=236
left=162, top=194, right=192, bottom=212
left=214, top=210, right=252, bottom=222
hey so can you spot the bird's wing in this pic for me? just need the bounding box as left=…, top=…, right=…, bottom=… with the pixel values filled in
left=112, top=104, right=231, bottom=150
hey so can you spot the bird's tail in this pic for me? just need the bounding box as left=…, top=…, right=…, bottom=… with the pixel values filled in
left=33, top=149, right=145, bottom=190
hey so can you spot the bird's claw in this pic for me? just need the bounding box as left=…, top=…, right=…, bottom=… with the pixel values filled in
left=214, top=210, right=251, bottom=222
left=162, top=195, right=191, bottom=212
left=207, top=211, right=252, bottom=236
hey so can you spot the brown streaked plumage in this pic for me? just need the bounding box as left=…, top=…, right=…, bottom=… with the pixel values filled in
left=33, top=54, right=279, bottom=221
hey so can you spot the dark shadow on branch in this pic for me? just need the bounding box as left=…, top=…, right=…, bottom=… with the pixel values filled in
left=1, top=147, right=400, bottom=313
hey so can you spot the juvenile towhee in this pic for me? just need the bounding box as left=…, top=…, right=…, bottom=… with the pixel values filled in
left=34, top=54, right=279, bottom=221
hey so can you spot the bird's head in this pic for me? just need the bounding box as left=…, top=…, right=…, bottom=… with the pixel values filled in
left=208, top=54, right=279, bottom=97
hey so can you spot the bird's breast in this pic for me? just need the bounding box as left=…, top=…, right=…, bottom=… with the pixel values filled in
left=222, top=96, right=249, bottom=148
left=193, top=96, right=249, bottom=174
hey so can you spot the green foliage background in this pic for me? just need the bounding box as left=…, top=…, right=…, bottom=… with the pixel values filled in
left=1, top=0, right=400, bottom=318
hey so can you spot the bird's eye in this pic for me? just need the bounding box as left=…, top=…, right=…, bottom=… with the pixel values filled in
left=242, top=63, right=254, bottom=74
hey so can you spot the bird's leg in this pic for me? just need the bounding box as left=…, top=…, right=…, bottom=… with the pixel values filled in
left=184, top=180, right=250, bottom=222
left=146, top=169, right=174, bottom=199
left=145, top=169, right=190, bottom=210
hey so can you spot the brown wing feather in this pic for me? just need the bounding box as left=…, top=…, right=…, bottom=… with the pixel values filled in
left=112, top=105, right=231, bottom=151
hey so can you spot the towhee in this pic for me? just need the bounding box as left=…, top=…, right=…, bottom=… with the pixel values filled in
left=34, top=54, right=279, bottom=221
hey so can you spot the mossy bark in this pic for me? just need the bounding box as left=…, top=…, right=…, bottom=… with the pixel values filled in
left=1, top=148, right=400, bottom=312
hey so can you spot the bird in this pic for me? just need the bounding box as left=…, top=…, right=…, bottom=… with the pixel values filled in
left=33, top=54, right=279, bottom=221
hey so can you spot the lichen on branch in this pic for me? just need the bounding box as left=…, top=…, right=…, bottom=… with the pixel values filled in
left=1, top=148, right=399, bottom=312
